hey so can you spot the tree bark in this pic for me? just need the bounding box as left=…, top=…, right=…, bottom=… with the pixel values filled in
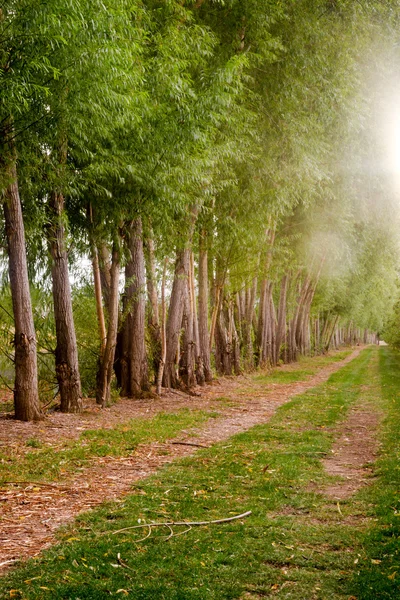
left=190, top=251, right=205, bottom=385
left=156, top=258, right=168, bottom=395
left=197, top=233, right=212, bottom=382
left=90, top=242, right=107, bottom=355
left=325, top=314, right=340, bottom=352
left=275, top=275, right=288, bottom=365
left=144, top=233, right=161, bottom=380
left=180, top=277, right=196, bottom=388
left=48, top=189, right=82, bottom=413
left=162, top=248, right=190, bottom=388
left=120, top=218, right=149, bottom=398
left=96, top=243, right=120, bottom=407
left=1, top=135, right=42, bottom=421
left=242, top=276, right=257, bottom=370
left=98, top=243, right=112, bottom=310
left=215, top=295, right=232, bottom=376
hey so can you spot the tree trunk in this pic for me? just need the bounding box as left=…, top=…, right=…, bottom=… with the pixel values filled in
left=120, top=218, right=149, bottom=398
left=215, top=295, right=232, bottom=376
left=230, top=299, right=241, bottom=375
left=290, top=273, right=311, bottom=361
left=163, top=208, right=198, bottom=389
left=242, top=277, right=257, bottom=370
left=180, top=279, right=196, bottom=388
left=325, top=315, right=340, bottom=352
left=275, top=275, right=288, bottom=365
left=90, top=242, right=107, bottom=355
left=48, top=189, right=82, bottom=413
left=1, top=136, right=42, bottom=421
left=96, top=243, right=120, bottom=407
left=257, top=278, right=268, bottom=365
left=190, top=251, right=205, bottom=385
left=144, top=233, right=161, bottom=380
left=98, top=243, right=112, bottom=310
left=156, top=258, right=168, bottom=395
left=163, top=248, right=190, bottom=388
left=198, top=232, right=212, bottom=382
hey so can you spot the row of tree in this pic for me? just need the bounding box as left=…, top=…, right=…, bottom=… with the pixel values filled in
left=0, top=0, right=399, bottom=421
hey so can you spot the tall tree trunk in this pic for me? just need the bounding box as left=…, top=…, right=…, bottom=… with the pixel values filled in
left=156, top=258, right=168, bottom=395
left=325, top=315, right=340, bottom=352
left=190, top=251, right=205, bottom=385
left=48, top=189, right=82, bottom=413
left=291, top=273, right=311, bottom=361
left=144, top=232, right=161, bottom=380
left=215, top=295, right=232, bottom=376
left=198, top=231, right=212, bottom=382
left=256, top=228, right=276, bottom=365
left=120, top=218, right=149, bottom=398
left=275, top=275, right=288, bottom=365
left=163, top=208, right=197, bottom=389
left=242, top=276, right=257, bottom=370
left=98, top=243, right=112, bottom=309
left=163, top=248, right=190, bottom=388
left=257, top=279, right=268, bottom=365
left=180, top=278, right=196, bottom=388
left=96, top=243, right=120, bottom=407
left=90, top=242, right=107, bottom=355
left=1, top=132, right=41, bottom=421
left=230, top=299, right=241, bottom=375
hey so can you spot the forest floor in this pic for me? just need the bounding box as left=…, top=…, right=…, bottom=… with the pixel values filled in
left=0, top=348, right=360, bottom=573
left=1, top=345, right=399, bottom=599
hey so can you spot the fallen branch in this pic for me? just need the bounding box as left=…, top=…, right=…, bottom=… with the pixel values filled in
left=117, top=553, right=133, bottom=570
left=108, top=510, right=252, bottom=536
left=171, top=441, right=209, bottom=449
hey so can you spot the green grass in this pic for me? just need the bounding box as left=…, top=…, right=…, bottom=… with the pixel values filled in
left=350, top=346, right=400, bottom=599
left=0, top=346, right=384, bottom=600
left=0, top=347, right=353, bottom=485
left=0, top=409, right=213, bottom=484
left=252, top=348, right=353, bottom=385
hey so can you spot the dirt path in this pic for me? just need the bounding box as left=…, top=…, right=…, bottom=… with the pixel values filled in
left=0, top=348, right=365, bottom=572
left=321, top=402, right=382, bottom=499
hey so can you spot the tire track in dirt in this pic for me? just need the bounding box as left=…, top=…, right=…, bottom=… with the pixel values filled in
left=321, top=403, right=382, bottom=499
left=0, top=347, right=364, bottom=573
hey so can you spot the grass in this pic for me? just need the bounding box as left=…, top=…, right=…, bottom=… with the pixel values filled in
left=0, top=347, right=352, bottom=485
left=350, top=346, right=400, bottom=599
left=251, top=348, right=352, bottom=385
left=0, top=345, right=389, bottom=600
left=0, top=409, right=214, bottom=485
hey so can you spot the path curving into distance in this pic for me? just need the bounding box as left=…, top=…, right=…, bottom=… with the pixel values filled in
left=0, top=347, right=366, bottom=573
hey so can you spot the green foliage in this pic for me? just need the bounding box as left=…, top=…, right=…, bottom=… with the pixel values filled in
left=72, top=285, right=100, bottom=396
left=0, top=285, right=57, bottom=401
left=1, top=0, right=400, bottom=396
left=382, top=296, right=400, bottom=347
left=0, top=282, right=100, bottom=401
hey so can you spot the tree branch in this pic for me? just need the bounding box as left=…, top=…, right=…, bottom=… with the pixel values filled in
left=107, top=510, right=252, bottom=536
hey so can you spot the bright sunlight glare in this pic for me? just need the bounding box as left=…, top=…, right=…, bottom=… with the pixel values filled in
left=382, top=94, right=400, bottom=175
left=388, top=113, right=400, bottom=173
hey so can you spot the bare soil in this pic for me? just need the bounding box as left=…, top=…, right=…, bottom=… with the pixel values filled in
left=0, top=348, right=368, bottom=572
left=321, top=402, right=382, bottom=499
